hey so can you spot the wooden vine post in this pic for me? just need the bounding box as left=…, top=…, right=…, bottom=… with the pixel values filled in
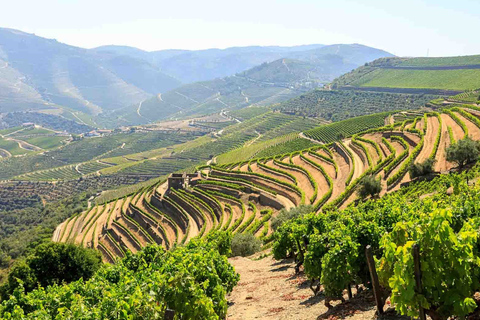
left=365, top=245, right=384, bottom=315
left=164, top=309, right=175, bottom=320
left=413, top=244, right=426, bottom=320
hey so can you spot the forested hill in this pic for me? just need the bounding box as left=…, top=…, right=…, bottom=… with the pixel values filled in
left=332, top=55, right=480, bottom=93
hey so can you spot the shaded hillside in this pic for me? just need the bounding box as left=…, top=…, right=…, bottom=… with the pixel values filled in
left=105, top=45, right=393, bottom=126
left=96, top=43, right=392, bottom=84
left=332, top=55, right=480, bottom=93
left=95, top=44, right=327, bottom=83
left=0, top=28, right=181, bottom=114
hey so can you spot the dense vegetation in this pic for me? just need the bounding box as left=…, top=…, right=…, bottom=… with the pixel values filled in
left=1, top=242, right=102, bottom=299
left=0, top=112, right=93, bottom=134
left=0, top=236, right=239, bottom=319
left=272, top=165, right=480, bottom=318
left=0, top=192, right=91, bottom=263
left=304, top=112, right=390, bottom=143
left=275, top=89, right=438, bottom=121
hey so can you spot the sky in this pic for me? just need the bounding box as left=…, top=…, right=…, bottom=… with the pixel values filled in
left=1, top=0, right=479, bottom=57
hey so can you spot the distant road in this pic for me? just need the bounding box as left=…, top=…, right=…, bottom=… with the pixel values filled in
left=137, top=100, right=144, bottom=117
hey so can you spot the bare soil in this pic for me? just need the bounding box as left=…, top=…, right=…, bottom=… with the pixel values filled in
left=416, top=116, right=439, bottom=164
left=227, top=255, right=379, bottom=320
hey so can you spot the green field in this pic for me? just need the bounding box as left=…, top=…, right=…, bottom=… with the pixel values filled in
left=351, top=68, right=480, bottom=91
left=0, top=138, right=30, bottom=155
left=398, top=55, right=480, bottom=67
left=24, top=136, right=68, bottom=149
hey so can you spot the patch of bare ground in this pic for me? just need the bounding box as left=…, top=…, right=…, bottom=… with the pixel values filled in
left=344, top=140, right=366, bottom=181
left=415, top=116, right=439, bottom=164
left=455, top=112, right=480, bottom=140
left=363, top=133, right=389, bottom=158
left=251, top=161, right=293, bottom=185
left=435, top=115, right=452, bottom=172
left=330, top=149, right=350, bottom=201
left=268, top=159, right=312, bottom=205
left=239, top=163, right=250, bottom=172
left=291, top=155, right=316, bottom=204
left=441, top=113, right=464, bottom=141
left=415, top=119, right=424, bottom=131
left=227, top=255, right=383, bottom=320
left=299, top=153, right=330, bottom=203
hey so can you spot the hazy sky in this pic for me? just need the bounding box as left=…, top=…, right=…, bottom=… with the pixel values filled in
left=2, top=0, right=479, bottom=57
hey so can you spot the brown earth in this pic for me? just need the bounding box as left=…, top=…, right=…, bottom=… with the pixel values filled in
left=227, top=255, right=380, bottom=320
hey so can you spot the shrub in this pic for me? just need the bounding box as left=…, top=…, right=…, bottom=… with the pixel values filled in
left=446, top=137, right=480, bottom=168
left=271, top=205, right=313, bottom=231
left=231, top=233, right=261, bottom=257
left=357, top=175, right=381, bottom=199
left=409, top=158, right=436, bottom=178
left=1, top=242, right=102, bottom=299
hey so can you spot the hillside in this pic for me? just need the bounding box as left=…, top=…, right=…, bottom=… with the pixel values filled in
left=94, top=44, right=327, bottom=83
left=273, top=88, right=439, bottom=121
left=54, top=105, right=480, bottom=262
left=0, top=28, right=181, bottom=115
left=107, top=45, right=394, bottom=126
left=332, top=55, right=480, bottom=94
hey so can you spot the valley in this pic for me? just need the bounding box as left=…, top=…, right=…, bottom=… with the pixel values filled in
left=1, top=26, right=480, bottom=319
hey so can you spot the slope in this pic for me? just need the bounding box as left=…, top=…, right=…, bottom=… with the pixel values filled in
left=332, top=55, right=480, bottom=94
left=0, top=28, right=181, bottom=115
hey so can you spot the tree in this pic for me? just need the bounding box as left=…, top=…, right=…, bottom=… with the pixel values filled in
left=1, top=242, right=102, bottom=299
left=231, top=233, right=261, bottom=257
left=446, top=137, right=480, bottom=168
left=409, top=158, right=436, bottom=178
left=357, top=175, right=381, bottom=199
left=271, top=204, right=313, bottom=231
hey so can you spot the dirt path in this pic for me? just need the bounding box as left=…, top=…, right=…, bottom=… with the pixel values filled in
left=0, top=148, right=12, bottom=157
left=416, top=116, right=439, bottom=163
left=227, top=255, right=377, bottom=320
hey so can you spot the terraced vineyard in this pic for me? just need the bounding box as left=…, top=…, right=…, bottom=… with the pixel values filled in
left=54, top=105, right=480, bottom=263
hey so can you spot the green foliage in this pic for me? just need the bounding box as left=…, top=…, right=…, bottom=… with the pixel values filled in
left=357, top=175, right=382, bottom=199
left=378, top=210, right=480, bottom=319
left=0, top=241, right=239, bottom=319
left=446, top=137, right=480, bottom=168
left=304, top=112, right=391, bottom=143
left=275, top=89, right=436, bottom=121
left=231, top=233, right=262, bottom=257
left=1, top=242, right=102, bottom=299
left=271, top=205, right=313, bottom=231
left=0, top=193, right=91, bottom=273
left=409, top=158, right=436, bottom=178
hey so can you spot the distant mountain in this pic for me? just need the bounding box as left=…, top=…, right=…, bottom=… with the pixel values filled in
left=103, top=44, right=394, bottom=127
left=0, top=28, right=181, bottom=114
left=0, top=27, right=393, bottom=129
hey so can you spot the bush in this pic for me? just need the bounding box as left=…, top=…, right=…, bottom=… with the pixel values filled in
left=409, top=158, right=436, bottom=178
left=446, top=137, right=480, bottom=168
left=231, top=233, right=262, bottom=257
left=271, top=205, right=313, bottom=231
left=1, top=242, right=102, bottom=299
left=357, top=175, right=381, bottom=199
